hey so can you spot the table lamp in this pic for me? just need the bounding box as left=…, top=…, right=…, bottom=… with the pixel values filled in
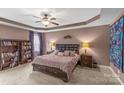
left=49, top=41, right=55, bottom=50
left=82, top=42, right=90, bottom=54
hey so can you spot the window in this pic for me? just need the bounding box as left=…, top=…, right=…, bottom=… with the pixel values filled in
left=34, top=33, right=40, bottom=52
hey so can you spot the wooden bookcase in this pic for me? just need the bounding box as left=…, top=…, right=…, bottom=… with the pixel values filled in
left=19, top=40, right=32, bottom=64
left=0, top=39, right=32, bottom=70
left=0, top=39, right=19, bottom=70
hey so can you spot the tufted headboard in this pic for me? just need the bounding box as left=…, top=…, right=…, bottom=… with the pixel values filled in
left=56, top=44, right=80, bottom=53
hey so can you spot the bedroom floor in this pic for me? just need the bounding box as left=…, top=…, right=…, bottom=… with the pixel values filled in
left=0, top=63, right=121, bottom=85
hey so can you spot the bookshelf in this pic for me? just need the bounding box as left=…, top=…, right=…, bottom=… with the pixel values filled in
left=0, top=39, right=32, bottom=70
left=19, top=40, right=32, bottom=64
left=0, top=39, right=19, bottom=70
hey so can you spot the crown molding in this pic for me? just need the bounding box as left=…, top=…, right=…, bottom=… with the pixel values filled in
left=110, top=10, right=124, bottom=26
left=0, top=17, right=36, bottom=29
left=40, top=14, right=100, bottom=30
left=0, top=14, right=100, bottom=32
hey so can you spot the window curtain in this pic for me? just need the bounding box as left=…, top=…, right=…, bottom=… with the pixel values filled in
left=29, top=31, right=34, bottom=60
left=38, top=32, right=43, bottom=55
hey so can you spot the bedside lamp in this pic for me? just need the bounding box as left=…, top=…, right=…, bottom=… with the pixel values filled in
left=49, top=41, right=55, bottom=50
left=82, top=42, right=90, bottom=54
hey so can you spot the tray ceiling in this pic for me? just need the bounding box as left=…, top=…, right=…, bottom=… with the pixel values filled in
left=0, top=8, right=101, bottom=27
left=0, top=8, right=124, bottom=32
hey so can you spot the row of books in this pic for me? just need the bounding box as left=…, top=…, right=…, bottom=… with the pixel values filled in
left=22, top=50, right=31, bottom=54
left=1, top=57, right=18, bottom=66
left=27, top=59, right=32, bottom=62
left=1, top=41, right=31, bottom=46
left=22, top=46, right=31, bottom=50
left=1, top=55, right=18, bottom=64
left=22, top=54, right=32, bottom=59
left=1, top=51, right=18, bottom=58
left=1, top=41, right=18, bottom=46
left=22, top=42, right=31, bottom=46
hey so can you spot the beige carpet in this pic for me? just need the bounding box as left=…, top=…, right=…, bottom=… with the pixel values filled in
left=0, top=63, right=121, bottom=85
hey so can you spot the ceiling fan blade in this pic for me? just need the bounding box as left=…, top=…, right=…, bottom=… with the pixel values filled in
left=32, top=15, right=41, bottom=19
left=35, top=21, right=42, bottom=23
left=50, top=17, right=56, bottom=20
left=50, top=21, right=59, bottom=26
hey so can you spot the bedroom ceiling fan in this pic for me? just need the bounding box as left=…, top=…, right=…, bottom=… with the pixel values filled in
left=32, top=13, right=59, bottom=27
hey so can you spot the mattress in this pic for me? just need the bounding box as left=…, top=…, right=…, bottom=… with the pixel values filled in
left=33, top=54, right=80, bottom=78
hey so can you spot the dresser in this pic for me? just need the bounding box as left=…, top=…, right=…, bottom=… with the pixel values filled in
left=80, top=54, right=92, bottom=68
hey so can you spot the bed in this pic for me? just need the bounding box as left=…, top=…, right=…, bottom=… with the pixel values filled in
left=32, top=44, right=80, bottom=82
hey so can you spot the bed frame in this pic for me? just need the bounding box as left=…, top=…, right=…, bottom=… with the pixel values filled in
left=32, top=44, right=80, bottom=82
left=32, top=64, right=69, bottom=82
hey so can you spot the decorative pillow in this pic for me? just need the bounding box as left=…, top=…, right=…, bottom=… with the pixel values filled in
left=53, top=50, right=59, bottom=55
left=64, top=50, right=70, bottom=56
left=70, top=51, right=76, bottom=56
left=58, top=52, right=64, bottom=56
left=74, top=53, right=78, bottom=56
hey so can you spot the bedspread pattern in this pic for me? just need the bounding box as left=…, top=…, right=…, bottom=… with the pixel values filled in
left=33, top=54, right=80, bottom=78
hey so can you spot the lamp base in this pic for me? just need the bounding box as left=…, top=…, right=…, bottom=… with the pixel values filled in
left=84, top=49, right=87, bottom=54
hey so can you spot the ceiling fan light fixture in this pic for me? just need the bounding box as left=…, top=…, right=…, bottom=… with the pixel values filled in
left=42, top=20, right=50, bottom=26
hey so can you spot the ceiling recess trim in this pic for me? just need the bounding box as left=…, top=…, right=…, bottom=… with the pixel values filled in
left=43, top=14, right=100, bottom=30
left=0, top=14, right=100, bottom=32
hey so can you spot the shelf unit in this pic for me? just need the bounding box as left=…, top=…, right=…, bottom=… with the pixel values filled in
left=0, top=39, right=32, bottom=70
left=0, top=39, right=19, bottom=70
left=19, top=40, right=32, bottom=64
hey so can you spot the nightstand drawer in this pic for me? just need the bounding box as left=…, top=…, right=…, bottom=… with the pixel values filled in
left=83, top=57, right=92, bottom=61
left=83, top=61, right=92, bottom=65
left=84, top=56, right=92, bottom=60
left=81, top=56, right=92, bottom=61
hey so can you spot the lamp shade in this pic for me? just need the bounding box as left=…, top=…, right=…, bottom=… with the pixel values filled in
left=82, top=42, right=89, bottom=48
left=49, top=42, right=55, bottom=47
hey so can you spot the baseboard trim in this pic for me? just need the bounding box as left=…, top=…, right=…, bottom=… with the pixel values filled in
left=97, top=65, right=110, bottom=69
left=109, top=67, right=124, bottom=85
left=98, top=65, right=124, bottom=85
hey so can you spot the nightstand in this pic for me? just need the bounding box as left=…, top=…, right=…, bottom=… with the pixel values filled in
left=80, top=54, right=92, bottom=68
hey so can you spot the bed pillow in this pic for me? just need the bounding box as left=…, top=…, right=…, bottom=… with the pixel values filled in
left=57, top=52, right=64, bottom=56
left=74, top=53, right=78, bottom=56
left=70, top=51, right=76, bottom=56
left=53, top=50, right=59, bottom=55
left=64, top=50, right=70, bottom=56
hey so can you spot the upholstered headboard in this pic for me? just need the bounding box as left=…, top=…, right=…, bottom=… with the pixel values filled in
left=56, top=44, right=80, bottom=53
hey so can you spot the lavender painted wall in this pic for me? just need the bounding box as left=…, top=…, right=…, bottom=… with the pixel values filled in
left=44, top=25, right=110, bottom=66
left=0, top=24, right=110, bottom=66
left=0, top=24, right=29, bottom=40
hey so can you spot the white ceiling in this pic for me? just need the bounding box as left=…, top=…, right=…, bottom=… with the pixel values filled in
left=84, top=8, right=124, bottom=27
left=0, top=8, right=124, bottom=32
left=0, top=8, right=101, bottom=27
